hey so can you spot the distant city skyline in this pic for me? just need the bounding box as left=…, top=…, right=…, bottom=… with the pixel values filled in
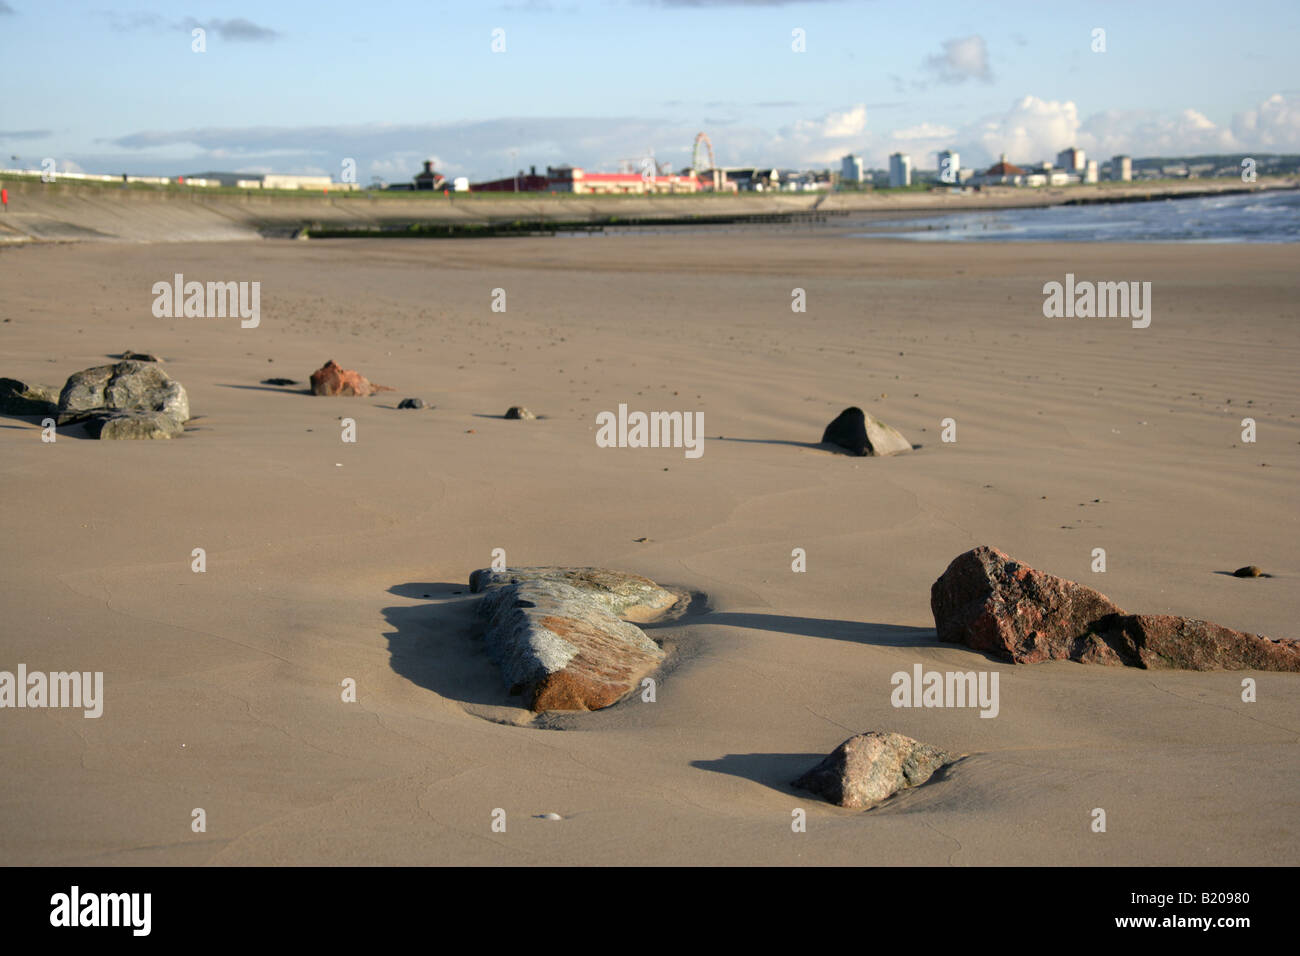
left=2, top=0, right=1298, bottom=181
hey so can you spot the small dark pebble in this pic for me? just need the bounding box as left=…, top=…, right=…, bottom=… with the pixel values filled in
left=397, top=398, right=427, bottom=409
left=1233, top=566, right=1264, bottom=578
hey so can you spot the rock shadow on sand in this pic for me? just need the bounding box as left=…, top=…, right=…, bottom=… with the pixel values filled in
left=692, top=752, right=827, bottom=796
left=216, top=383, right=314, bottom=395
left=713, top=437, right=923, bottom=454
left=382, top=581, right=521, bottom=710
left=693, top=751, right=968, bottom=807
left=681, top=611, right=938, bottom=648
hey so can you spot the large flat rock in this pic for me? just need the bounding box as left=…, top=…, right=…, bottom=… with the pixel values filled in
left=931, top=545, right=1300, bottom=671
left=470, top=566, right=679, bottom=623
left=474, top=577, right=667, bottom=712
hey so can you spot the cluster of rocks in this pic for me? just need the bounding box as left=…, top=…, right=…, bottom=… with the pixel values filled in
left=3, top=356, right=545, bottom=436
left=308, top=361, right=536, bottom=419
left=469, top=550, right=1294, bottom=812
left=57, top=361, right=190, bottom=439
left=465, top=564, right=956, bottom=809
left=2, top=360, right=191, bottom=439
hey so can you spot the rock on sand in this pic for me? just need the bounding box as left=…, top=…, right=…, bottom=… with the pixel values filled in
left=820, top=406, right=911, bottom=456
left=309, top=360, right=393, bottom=397
left=794, top=731, right=954, bottom=809
left=931, top=545, right=1300, bottom=671
left=56, top=360, right=190, bottom=439
left=0, top=378, right=60, bottom=417
left=470, top=567, right=678, bottom=711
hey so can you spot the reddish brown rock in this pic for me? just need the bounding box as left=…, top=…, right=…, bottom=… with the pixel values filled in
left=309, top=360, right=392, bottom=396
left=931, top=546, right=1300, bottom=671
left=529, top=613, right=663, bottom=712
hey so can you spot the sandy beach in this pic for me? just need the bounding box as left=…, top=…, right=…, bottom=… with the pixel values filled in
left=1, top=233, right=1296, bottom=865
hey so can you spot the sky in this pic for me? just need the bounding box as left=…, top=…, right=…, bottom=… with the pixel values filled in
left=2, top=0, right=1298, bottom=183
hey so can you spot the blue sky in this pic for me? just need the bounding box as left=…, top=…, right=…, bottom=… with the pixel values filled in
left=2, top=0, right=1298, bottom=182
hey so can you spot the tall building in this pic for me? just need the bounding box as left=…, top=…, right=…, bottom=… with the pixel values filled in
left=888, top=152, right=912, bottom=188
left=1084, top=159, right=1099, bottom=184
left=1056, top=147, right=1086, bottom=172
left=937, top=150, right=960, bottom=184
left=1111, top=155, right=1132, bottom=181
left=840, top=154, right=864, bottom=184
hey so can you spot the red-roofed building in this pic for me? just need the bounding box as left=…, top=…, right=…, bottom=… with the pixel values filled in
left=973, top=154, right=1026, bottom=186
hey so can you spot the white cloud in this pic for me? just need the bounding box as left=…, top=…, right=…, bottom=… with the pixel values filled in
left=1232, top=93, right=1300, bottom=151
left=1079, top=107, right=1239, bottom=158
left=953, top=93, right=1300, bottom=169
left=772, top=104, right=873, bottom=164
left=924, top=35, right=992, bottom=84
left=793, top=104, right=868, bottom=139
left=962, top=95, right=1081, bottom=165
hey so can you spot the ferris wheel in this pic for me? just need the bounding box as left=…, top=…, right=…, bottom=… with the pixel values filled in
left=691, top=132, right=716, bottom=175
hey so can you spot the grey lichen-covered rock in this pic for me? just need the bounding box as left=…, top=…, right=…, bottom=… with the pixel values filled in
left=84, top=411, right=182, bottom=440
left=475, top=578, right=666, bottom=712
left=863, top=413, right=912, bottom=456
left=794, top=731, right=954, bottom=809
left=470, top=566, right=678, bottom=622
left=504, top=406, right=536, bottom=420
left=56, top=361, right=189, bottom=439
left=0, top=378, right=59, bottom=417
